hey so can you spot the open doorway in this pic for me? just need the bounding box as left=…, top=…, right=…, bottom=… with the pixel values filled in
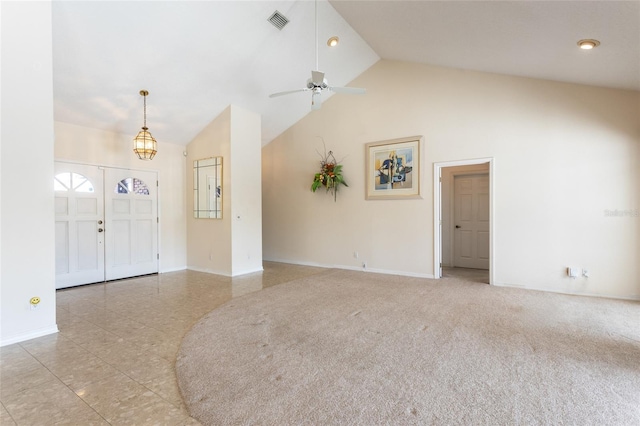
left=434, top=158, right=493, bottom=284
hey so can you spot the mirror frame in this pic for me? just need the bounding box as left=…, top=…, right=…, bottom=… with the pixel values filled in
left=194, top=157, right=223, bottom=219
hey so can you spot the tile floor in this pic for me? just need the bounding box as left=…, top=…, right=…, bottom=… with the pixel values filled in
left=0, top=262, right=326, bottom=425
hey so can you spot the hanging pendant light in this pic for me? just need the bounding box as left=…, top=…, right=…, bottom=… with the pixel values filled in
left=133, top=90, right=157, bottom=160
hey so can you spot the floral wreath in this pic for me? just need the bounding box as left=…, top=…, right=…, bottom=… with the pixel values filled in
left=311, top=146, right=348, bottom=201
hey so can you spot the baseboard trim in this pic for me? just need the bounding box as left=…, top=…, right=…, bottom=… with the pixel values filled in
left=1, top=325, right=59, bottom=347
left=186, top=266, right=265, bottom=277
left=263, top=258, right=434, bottom=279
left=230, top=267, right=264, bottom=277
left=160, top=266, right=187, bottom=274
left=187, top=265, right=231, bottom=277
left=492, top=282, right=640, bottom=302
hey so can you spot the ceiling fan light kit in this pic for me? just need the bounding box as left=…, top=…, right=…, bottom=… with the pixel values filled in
left=269, top=0, right=365, bottom=110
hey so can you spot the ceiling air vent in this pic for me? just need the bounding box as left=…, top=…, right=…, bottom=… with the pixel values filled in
left=268, top=11, right=289, bottom=30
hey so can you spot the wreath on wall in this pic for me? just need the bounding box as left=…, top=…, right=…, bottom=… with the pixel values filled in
left=311, top=148, right=348, bottom=202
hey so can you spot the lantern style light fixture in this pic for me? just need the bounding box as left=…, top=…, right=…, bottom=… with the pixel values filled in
left=133, top=90, right=157, bottom=160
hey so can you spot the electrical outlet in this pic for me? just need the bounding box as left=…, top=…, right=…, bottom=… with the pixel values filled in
left=582, top=269, right=589, bottom=278
left=30, top=297, right=41, bottom=310
left=354, top=251, right=359, bottom=259
left=567, top=267, right=580, bottom=278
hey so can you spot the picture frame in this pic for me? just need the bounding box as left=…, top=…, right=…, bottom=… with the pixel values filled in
left=365, top=135, right=423, bottom=200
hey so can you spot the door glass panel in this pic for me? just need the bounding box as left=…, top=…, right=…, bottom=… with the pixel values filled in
left=54, top=173, right=71, bottom=191
left=54, top=178, right=68, bottom=192
left=54, top=172, right=94, bottom=193
left=72, top=173, right=93, bottom=192
left=115, top=178, right=150, bottom=195
left=75, top=180, right=94, bottom=193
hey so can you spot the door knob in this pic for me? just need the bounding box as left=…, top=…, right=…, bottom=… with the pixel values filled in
left=98, top=228, right=104, bottom=232
left=455, top=225, right=461, bottom=228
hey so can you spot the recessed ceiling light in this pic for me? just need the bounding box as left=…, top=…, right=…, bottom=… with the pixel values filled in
left=327, top=36, right=339, bottom=47
left=577, top=39, right=600, bottom=50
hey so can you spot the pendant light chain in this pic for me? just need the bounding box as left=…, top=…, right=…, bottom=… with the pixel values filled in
left=143, top=91, right=147, bottom=130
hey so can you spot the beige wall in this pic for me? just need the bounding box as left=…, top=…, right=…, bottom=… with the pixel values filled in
left=54, top=122, right=187, bottom=273
left=186, top=107, right=233, bottom=274
left=262, top=60, right=640, bottom=299
left=186, top=105, right=263, bottom=276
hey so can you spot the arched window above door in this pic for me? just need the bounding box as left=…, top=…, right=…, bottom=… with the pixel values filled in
left=115, top=177, right=150, bottom=195
left=54, top=172, right=95, bottom=193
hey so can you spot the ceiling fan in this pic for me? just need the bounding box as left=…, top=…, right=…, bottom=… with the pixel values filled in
left=269, top=0, right=366, bottom=110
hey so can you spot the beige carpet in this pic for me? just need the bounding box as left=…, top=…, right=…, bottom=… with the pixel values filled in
left=176, top=269, right=640, bottom=425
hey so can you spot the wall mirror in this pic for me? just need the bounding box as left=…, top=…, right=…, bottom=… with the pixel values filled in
left=194, top=157, right=222, bottom=219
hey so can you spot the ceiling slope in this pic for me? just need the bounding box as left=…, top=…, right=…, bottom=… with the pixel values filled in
left=52, top=0, right=379, bottom=146
left=330, top=0, right=639, bottom=91
left=52, top=1, right=638, bottom=147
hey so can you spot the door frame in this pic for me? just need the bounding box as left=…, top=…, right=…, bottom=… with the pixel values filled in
left=433, top=157, right=494, bottom=284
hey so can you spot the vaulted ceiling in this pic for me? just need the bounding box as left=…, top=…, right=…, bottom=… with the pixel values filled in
left=52, top=1, right=639, bottom=147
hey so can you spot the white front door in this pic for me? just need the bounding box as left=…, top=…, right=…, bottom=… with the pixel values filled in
left=104, top=168, right=158, bottom=280
left=54, top=163, right=159, bottom=288
left=54, top=163, right=105, bottom=288
left=453, top=174, right=489, bottom=269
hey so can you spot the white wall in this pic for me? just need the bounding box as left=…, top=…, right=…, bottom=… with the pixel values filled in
left=262, top=60, right=640, bottom=299
left=1, top=1, right=59, bottom=345
left=186, top=105, right=263, bottom=276
left=54, top=122, right=187, bottom=273
left=230, top=105, right=263, bottom=275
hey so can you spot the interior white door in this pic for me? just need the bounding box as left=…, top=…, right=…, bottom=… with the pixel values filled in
left=54, top=163, right=105, bottom=288
left=104, top=168, right=158, bottom=280
left=453, top=174, right=489, bottom=269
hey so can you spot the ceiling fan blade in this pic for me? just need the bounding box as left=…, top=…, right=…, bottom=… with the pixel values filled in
left=311, top=70, right=325, bottom=84
left=328, top=86, right=366, bottom=95
left=311, top=91, right=322, bottom=110
left=269, top=88, right=308, bottom=98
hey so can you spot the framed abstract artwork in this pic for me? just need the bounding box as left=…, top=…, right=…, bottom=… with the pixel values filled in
left=365, top=136, right=423, bottom=200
